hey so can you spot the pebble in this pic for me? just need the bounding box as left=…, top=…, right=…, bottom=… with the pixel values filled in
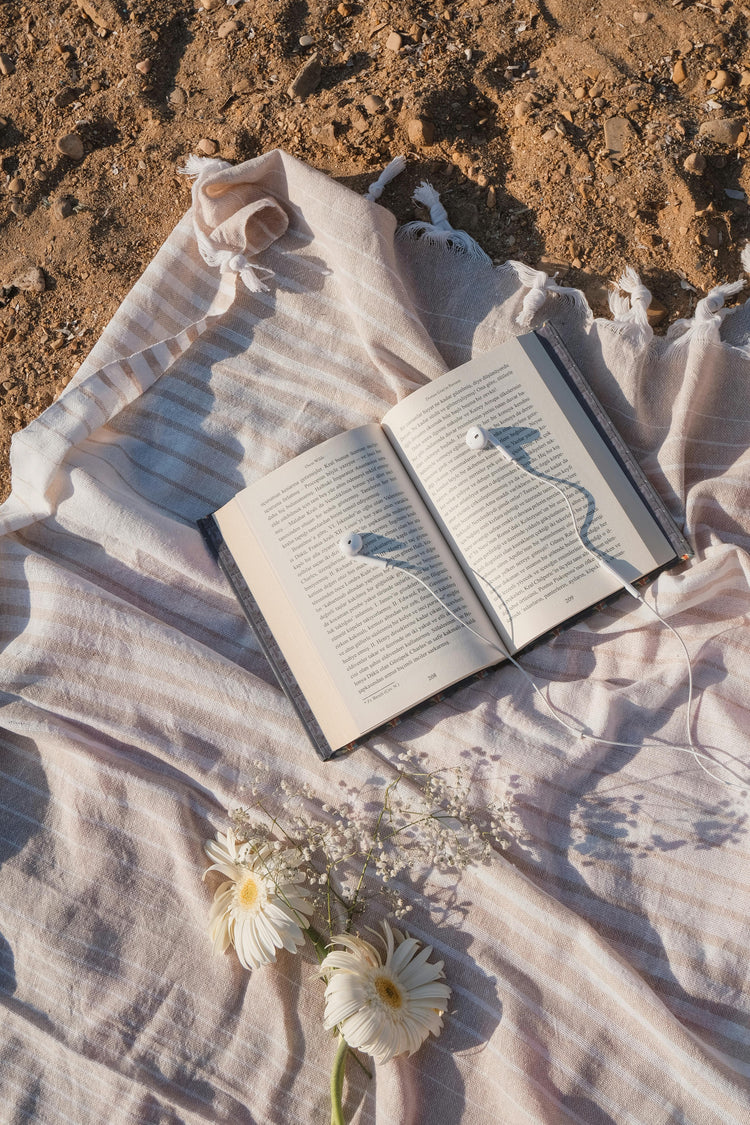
left=683, top=152, right=706, bottom=173
left=217, top=19, right=241, bottom=39
left=8, top=176, right=23, bottom=194
left=76, top=0, right=118, bottom=32
left=603, top=116, right=632, bottom=156
left=199, top=0, right=222, bottom=8
left=299, top=35, right=314, bottom=47
left=363, top=93, right=385, bottom=115
left=13, top=266, right=46, bottom=293
left=196, top=137, right=218, bottom=155
left=632, top=10, right=650, bottom=22
left=698, top=118, right=743, bottom=145
left=169, top=87, right=186, bottom=106
left=287, top=53, right=321, bottom=100
left=0, top=53, right=15, bottom=76
left=136, top=59, right=152, bottom=74
left=386, top=31, right=403, bottom=51
left=51, top=195, right=74, bottom=219
left=406, top=117, right=435, bottom=146
left=710, top=70, right=731, bottom=91
left=56, top=132, right=84, bottom=160
left=672, top=59, right=687, bottom=84
left=52, top=86, right=79, bottom=108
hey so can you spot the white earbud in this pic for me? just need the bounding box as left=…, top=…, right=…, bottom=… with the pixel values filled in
left=466, top=424, right=515, bottom=462
left=338, top=531, right=389, bottom=570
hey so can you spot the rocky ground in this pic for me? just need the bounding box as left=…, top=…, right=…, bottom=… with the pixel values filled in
left=1, top=0, right=748, bottom=499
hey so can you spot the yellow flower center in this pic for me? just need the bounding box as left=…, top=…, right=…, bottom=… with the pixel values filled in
left=374, top=975, right=403, bottom=1009
left=237, top=872, right=261, bottom=910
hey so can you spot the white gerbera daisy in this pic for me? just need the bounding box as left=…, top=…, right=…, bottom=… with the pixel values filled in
left=203, top=828, right=313, bottom=970
left=321, top=921, right=451, bottom=1064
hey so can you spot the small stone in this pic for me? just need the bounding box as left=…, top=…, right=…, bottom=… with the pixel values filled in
left=135, top=59, right=152, bottom=74
left=698, top=118, right=743, bottom=146
left=287, top=53, right=321, bottom=99
left=514, top=101, right=533, bottom=121
left=52, top=86, right=79, bottom=107
left=76, top=0, right=119, bottom=31
left=406, top=117, right=435, bottom=146
left=169, top=87, right=186, bottom=106
left=52, top=195, right=74, bottom=220
left=217, top=19, right=241, bottom=39
left=486, top=185, right=496, bottom=210
left=56, top=131, right=84, bottom=159
left=196, top=137, right=218, bottom=156
left=351, top=111, right=368, bottom=133
left=603, top=116, right=632, bottom=156
left=299, top=34, right=314, bottom=47
left=542, top=128, right=558, bottom=143
left=711, top=70, right=731, bottom=91
left=385, top=31, right=403, bottom=51
left=317, top=122, right=337, bottom=147
left=672, top=59, right=687, bottom=84
left=632, top=10, right=650, bottom=22
left=199, top=0, right=222, bottom=8
left=13, top=266, right=46, bottom=293
left=646, top=298, right=667, bottom=327
left=7, top=176, right=23, bottom=194
left=574, top=86, right=587, bottom=100
left=0, top=53, right=16, bottom=76
left=363, top=93, right=385, bottom=115
left=683, top=152, right=706, bottom=174
left=49, top=336, right=67, bottom=352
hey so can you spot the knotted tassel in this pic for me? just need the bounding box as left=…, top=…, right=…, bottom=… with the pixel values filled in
left=364, top=155, right=407, bottom=202
left=397, top=182, right=491, bottom=263
left=608, top=267, right=653, bottom=347
left=180, top=155, right=275, bottom=294
left=512, top=262, right=590, bottom=327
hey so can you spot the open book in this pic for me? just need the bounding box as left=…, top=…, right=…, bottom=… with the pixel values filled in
left=199, top=326, right=690, bottom=759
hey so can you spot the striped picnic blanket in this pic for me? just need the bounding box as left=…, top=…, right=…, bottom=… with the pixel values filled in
left=1, top=149, right=748, bottom=1124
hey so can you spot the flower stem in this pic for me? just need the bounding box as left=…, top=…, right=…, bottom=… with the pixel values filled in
left=305, top=923, right=329, bottom=964
left=330, top=1034, right=348, bottom=1125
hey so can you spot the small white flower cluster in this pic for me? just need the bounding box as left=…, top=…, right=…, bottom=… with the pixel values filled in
left=228, top=750, right=515, bottom=925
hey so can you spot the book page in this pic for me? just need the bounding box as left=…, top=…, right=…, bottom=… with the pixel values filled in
left=213, top=424, right=504, bottom=750
left=382, top=334, right=676, bottom=652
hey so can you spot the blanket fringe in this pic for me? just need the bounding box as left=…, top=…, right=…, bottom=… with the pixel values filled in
left=511, top=261, right=590, bottom=327
left=664, top=244, right=749, bottom=346
left=364, top=155, right=406, bottom=202
left=397, top=182, right=492, bottom=264
left=607, top=267, right=654, bottom=347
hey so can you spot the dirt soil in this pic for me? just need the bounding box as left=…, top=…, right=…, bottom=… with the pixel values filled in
left=1, top=0, right=748, bottom=500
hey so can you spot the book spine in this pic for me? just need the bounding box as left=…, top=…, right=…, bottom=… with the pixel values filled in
left=197, top=515, right=340, bottom=762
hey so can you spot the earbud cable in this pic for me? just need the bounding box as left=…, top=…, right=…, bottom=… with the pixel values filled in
left=393, top=442, right=747, bottom=791
left=399, top=566, right=743, bottom=787
left=498, top=457, right=747, bottom=790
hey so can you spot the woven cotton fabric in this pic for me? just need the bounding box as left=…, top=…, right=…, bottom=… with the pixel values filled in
left=1, top=149, right=748, bottom=1124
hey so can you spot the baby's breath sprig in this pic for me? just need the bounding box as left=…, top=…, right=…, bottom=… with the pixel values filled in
left=228, top=751, right=516, bottom=930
